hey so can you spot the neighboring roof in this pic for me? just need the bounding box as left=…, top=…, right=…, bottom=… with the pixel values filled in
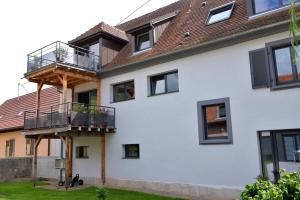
left=104, top=0, right=294, bottom=69
left=0, top=87, right=60, bottom=132
left=69, top=22, right=129, bottom=44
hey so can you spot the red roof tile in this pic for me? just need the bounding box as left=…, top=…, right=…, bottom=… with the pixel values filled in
left=0, top=87, right=60, bottom=131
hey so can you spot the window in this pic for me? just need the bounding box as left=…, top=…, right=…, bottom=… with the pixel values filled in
left=135, top=32, right=151, bottom=52
left=113, top=81, right=135, bottom=102
left=197, top=98, right=233, bottom=144
left=76, top=146, right=89, bottom=159
left=206, top=3, right=235, bottom=25
left=267, top=38, right=300, bottom=88
left=26, top=139, right=34, bottom=155
left=258, top=130, right=300, bottom=182
left=123, top=144, right=140, bottom=159
left=150, top=71, right=179, bottom=96
left=251, top=0, right=299, bottom=15
left=5, top=139, right=15, bottom=157
left=16, top=111, right=23, bottom=117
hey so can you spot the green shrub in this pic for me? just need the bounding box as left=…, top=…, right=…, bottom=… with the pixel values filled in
left=96, top=187, right=108, bottom=200
left=277, top=169, right=300, bottom=200
left=241, top=178, right=283, bottom=200
left=241, top=169, right=300, bottom=200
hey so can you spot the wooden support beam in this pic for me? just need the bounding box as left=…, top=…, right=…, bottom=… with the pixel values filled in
left=100, top=134, right=106, bottom=185
left=54, top=69, right=97, bottom=82
left=32, top=135, right=42, bottom=187
left=65, top=136, right=73, bottom=189
left=62, top=75, right=67, bottom=112
left=35, top=81, right=44, bottom=128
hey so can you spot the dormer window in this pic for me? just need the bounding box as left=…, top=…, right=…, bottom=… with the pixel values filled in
left=206, top=2, right=235, bottom=25
left=249, top=0, right=299, bottom=15
left=135, top=32, right=151, bottom=52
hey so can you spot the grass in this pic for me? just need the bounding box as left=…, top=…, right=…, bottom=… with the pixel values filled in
left=0, top=181, right=183, bottom=200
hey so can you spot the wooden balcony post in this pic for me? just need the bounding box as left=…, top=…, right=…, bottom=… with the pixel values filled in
left=100, top=134, right=105, bottom=185
left=35, top=81, right=44, bottom=128
left=62, top=75, right=67, bottom=112
left=97, top=80, right=106, bottom=185
left=32, top=135, right=42, bottom=187
left=64, top=135, right=73, bottom=189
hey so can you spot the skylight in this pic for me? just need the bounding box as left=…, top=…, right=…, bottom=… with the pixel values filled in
left=16, top=111, right=24, bottom=116
left=206, top=2, right=235, bottom=25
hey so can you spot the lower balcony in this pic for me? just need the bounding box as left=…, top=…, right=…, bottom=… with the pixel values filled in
left=24, top=103, right=115, bottom=133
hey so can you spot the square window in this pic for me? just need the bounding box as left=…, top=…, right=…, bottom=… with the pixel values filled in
left=135, top=32, right=151, bottom=52
left=150, top=71, right=179, bottom=96
left=267, top=37, right=300, bottom=89
left=206, top=3, right=235, bottom=25
left=76, top=146, right=89, bottom=159
left=123, top=144, right=139, bottom=159
left=197, top=98, right=233, bottom=144
left=113, top=80, right=135, bottom=102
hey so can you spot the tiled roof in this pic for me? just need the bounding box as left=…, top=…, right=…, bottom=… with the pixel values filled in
left=69, top=22, right=129, bottom=44
left=0, top=87, right=60, bottom=131
left=70, top=0, right=295, bottom=70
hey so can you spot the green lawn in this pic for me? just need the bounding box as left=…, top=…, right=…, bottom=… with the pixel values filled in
left=0, top=181, right=183, bottom=200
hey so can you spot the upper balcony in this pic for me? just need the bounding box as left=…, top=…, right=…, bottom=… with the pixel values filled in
left=27, top=41, right=100, bottom=74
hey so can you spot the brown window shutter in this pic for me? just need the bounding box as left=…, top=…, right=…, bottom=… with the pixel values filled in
left=249, top=48, right=270, bottom=89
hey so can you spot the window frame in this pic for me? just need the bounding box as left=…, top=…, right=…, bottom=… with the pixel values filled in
left=5, top=139, right=15, bottom=158
left=205, top=2, right=235, bottom=25
left=250, top=0, right=296, bottom=15
left=112, top=80, right=135, bottom=103
left=131, top=26, right=154, bottom=53
left=75, top=146, right=89, bottom=159
left=135, top=32, right=151, bottom=52
left=26, top=139, right=34, bottom=156
left=197, top=98, right=233, bottom=145
left=123, top=144, right=140, bottom=159
left=266, top=37, right=300, bottom=90
left=149, top=70, right=179, bottom=96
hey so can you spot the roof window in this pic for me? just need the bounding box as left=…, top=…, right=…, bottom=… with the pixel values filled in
left=206, top=2, right=235, bottom=25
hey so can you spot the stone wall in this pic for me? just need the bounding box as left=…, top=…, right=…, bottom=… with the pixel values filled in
left=0, top=157, right=32, bottom=182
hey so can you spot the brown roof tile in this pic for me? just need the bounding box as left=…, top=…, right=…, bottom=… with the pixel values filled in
left=70, top=0, right=295, bottom=70
left=0, top=87, right=60, bottom=131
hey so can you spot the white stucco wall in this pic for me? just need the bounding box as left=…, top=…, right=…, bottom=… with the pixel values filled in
left=72, top=31, right=300, bottom=190
left=72, top=136, right=102, bottom=184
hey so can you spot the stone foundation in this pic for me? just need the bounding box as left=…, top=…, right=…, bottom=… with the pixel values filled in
left=105, top=178, right=242, bottom=200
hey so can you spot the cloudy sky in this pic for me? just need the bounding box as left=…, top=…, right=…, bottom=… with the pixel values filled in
left=0, top=0, right=178, bottom=104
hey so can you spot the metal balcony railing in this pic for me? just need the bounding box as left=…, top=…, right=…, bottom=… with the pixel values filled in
left=27, top=41, right=100, bottom=73
left=24, top=102, right=115, bottom=130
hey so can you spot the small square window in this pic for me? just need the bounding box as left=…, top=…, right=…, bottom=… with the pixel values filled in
left=197, top=98, right=233, bottom=144
left=150, top=71, right=179, bottom=96
left=113, top=80, right=135, bottom=102
left=76, top=146, right=89, bottom=159
left=135, top=32, right=151, bottom=52
left=206, top=3, right=235, bottom=25
left=123, top=144, right=139, bottom=159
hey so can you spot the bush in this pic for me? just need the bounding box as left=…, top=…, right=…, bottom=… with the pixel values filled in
left=241, top=169, right=300, bottom=200
left=96, top=187, right=108, bottom=200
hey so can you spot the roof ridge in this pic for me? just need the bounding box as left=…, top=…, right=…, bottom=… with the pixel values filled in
left=115, top=0, right=183, bottom=30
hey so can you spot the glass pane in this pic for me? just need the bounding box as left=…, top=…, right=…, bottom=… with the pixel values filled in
left=166, top=72, right=179, bottom=92
left=296, top=46, right=300, bottom=79
left=89, top=43, right=99, bottom=56
left=125, top=82, right=135, bottom=99
left=137, top=33, right=150, bottom=51
left=274, top=47, right=294, bottom=83
left=152, top=76, right=166, bottom=95
left=114, top=84, right=126, bottom=102
left=283, top=136, right=296, bottom=161
left=218, top=105, right=226, bottom=118
left=254, top=0, right=279, bottom=13
left=275, top=132, right=300, bottom=174
left=89, top=91, right=97, bottom=106
left=283, top=0, right=299, bottom=5
left=204, top=104, right=228, bottom=139
left=126, top=145, right=139, bottom=158
left=208, top=9, right=231, bottom=24
left=260, top=132, right=275, bottom=181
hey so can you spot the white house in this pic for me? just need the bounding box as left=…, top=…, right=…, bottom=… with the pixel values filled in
left=23, top=0, right=300, bottom=199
